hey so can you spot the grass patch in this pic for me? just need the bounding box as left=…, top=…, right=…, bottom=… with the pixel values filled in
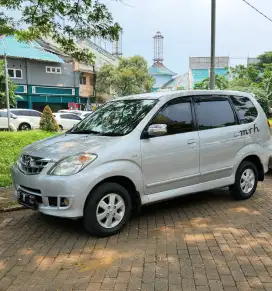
left=0, top=130, right=57, bottom=187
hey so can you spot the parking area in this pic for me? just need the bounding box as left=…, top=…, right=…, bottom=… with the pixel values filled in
left=0, top=175, right=272, bottom=291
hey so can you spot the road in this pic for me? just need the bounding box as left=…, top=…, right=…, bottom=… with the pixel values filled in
left=0, top=175, right=272, bottom=290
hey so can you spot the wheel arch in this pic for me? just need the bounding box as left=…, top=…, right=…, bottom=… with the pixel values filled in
left=240, top=155, right=264, bottom=181
left=84, top=175, right=142, bottom=214
left=18, top=122, right=31, bottom=130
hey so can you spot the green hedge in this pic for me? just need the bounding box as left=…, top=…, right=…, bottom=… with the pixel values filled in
left=0, top=131, right=57, bottom=187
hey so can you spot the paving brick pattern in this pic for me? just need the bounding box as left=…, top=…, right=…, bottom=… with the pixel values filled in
left=1, top=175, right=272, bottom=291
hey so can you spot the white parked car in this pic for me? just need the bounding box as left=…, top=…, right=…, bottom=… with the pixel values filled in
left=0, top=110, right=32, bottom=131
left=53, top=113, right=82, bottom=131
left=9, top=109, right=42, bottom=130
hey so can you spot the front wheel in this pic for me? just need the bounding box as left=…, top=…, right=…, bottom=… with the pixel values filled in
left=83, top=183, right=132, bottom=237
left=229, top=161, right=258, bottom=200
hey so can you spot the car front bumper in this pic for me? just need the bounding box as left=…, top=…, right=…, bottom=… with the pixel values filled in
left=11, top=164, right=90, bottom=218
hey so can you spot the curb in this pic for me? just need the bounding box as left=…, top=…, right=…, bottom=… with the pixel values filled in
left=1, top=205, right=25, bottom=213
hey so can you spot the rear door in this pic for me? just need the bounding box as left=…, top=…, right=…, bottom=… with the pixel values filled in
left=60, top=114, right=81, bottom=129
left=194, top=95, right=245, bottom=183
left=29, top=110, right=42, bottom=128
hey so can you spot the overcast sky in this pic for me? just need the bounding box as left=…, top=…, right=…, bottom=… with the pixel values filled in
left=105, top=0, right=272, bottom=75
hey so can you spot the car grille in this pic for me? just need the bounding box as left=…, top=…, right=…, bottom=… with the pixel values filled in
left=19, top=154, right=50, bottom=175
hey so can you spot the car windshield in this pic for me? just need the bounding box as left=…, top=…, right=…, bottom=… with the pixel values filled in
left=69, top=99, right=157, bottom=136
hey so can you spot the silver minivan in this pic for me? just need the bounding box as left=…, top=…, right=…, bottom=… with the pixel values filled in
left=11, top=90, right=272, bottom=236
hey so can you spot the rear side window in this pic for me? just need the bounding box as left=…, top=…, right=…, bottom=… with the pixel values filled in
left=196, top=99, right=236, bottom=130
left=60, top=114, right=81, bottom=120
left=30, top=111, right=42, bottom=117
left=230, top=96, right=258, bottom=124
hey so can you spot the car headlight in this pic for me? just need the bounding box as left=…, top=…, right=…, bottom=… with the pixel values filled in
left=48, top=153, right=97, bottom=176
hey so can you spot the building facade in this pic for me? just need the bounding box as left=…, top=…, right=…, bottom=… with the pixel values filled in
left=189, top=56, right=229, bottom=89
left=0, top=35, right=119, bottom=111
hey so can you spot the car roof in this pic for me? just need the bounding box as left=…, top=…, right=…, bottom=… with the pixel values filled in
left=113, top=90, right=254, bottom=102
left=10, top=108, right=40, bottom=112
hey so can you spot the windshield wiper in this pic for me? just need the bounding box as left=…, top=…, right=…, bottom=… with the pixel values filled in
left=69, top=129, right=102, bottom=135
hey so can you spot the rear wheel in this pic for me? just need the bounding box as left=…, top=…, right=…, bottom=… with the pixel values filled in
left=230, top=161, right=258, bottom=200
left=84, top=183, right=132, bottom=237
left=18, top=123, right=31, bottom=131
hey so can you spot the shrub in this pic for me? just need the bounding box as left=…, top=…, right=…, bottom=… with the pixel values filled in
left=40, top=105, right=58, bottom=132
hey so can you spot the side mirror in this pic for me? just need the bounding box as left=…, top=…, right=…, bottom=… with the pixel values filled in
left=147, top=124, right=167, bottom=137
left=11, top=114, right=17, bottom=119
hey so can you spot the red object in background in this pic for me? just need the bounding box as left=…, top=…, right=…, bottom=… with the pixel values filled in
left=68, top=102, right=79, bottom=110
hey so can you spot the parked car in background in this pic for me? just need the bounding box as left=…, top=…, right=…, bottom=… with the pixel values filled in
left=53, top=113, right=82, bottom=131
left=0, top=110, right=33, bottom=131
left=9, top=109, right=42, bottom=130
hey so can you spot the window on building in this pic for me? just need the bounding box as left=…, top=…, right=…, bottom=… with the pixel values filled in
left=230, top=96, right=258, bottom=124
left=80, top=76, right=87, bottom=85
left=46, top=66, right=62, bottom=74
left=150, top=98, right=194, bottom=135
left=196, top=98, right=236, bottom=130
left=8, top=69, right=22, bottom=79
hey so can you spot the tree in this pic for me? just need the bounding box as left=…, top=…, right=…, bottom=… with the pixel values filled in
left=257, top=52, right=272, bottom=69
left=96, top=56, right=155, bottom=97
left=0, top=0, right=121, bottom=63
left=0, top=60, right=21, bottom=108
left=40, top=105, right=59, bottom=132
left=194, top=74, right=228, bottom=90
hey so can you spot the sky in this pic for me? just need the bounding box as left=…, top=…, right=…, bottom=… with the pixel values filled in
left=104, top=0, right=272, bottom=75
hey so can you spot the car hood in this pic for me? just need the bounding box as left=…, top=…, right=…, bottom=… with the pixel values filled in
left=23, top=133, right=123, bottom=161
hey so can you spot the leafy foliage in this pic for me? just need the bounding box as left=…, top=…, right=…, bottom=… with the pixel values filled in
left=194, top=75, right=228, bottom=90
left=96, top=56, right=155, bottom=97
left=0, top=60, right=21, bottom=108
left=0, top=130, right=57, bottom=187
left=193, top=54, right=272, bottom=116
left=40, top=105, right=59, bottom=132
left=0, top=0, right=122, bottom=63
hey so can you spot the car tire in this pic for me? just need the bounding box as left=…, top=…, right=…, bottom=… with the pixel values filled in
left=18, top=123, right=31, bottom=131
left=58, top=125, right=63, bottom=131
left=83, top=183, right=132, bottom=237
left=229, top=161, right=258, bottom=200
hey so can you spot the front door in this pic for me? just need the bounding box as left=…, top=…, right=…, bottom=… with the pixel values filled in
left=194, top=95, right=245, bottom=183
left=141, top=97, right=200, bottom=195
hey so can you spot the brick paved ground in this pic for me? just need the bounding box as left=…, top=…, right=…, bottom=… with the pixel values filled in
left=0, top=175, right=272, bottom=291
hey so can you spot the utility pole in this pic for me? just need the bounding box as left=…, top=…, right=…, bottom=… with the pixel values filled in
left=1, top=36, right=10, bottom=130
left=210, top=0, right=216, bottom=90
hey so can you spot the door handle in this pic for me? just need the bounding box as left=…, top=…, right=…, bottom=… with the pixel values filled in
left=187, top=139, right=196, bottom=145
left=234, top=132, right=240, bottom=137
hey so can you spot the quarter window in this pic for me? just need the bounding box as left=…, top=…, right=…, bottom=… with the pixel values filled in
left=8, top=69, right=22, bottom=79
left=230, top=96, right=258, bottom=124
left=150, top=99, right=194, bottom=135
left=196, top=99, right=236, bottom=130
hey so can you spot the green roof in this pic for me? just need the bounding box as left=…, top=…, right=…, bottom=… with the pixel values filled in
left=0, top=36, right=64, bottom=63
left=148, top=61, right=176, bottom=76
